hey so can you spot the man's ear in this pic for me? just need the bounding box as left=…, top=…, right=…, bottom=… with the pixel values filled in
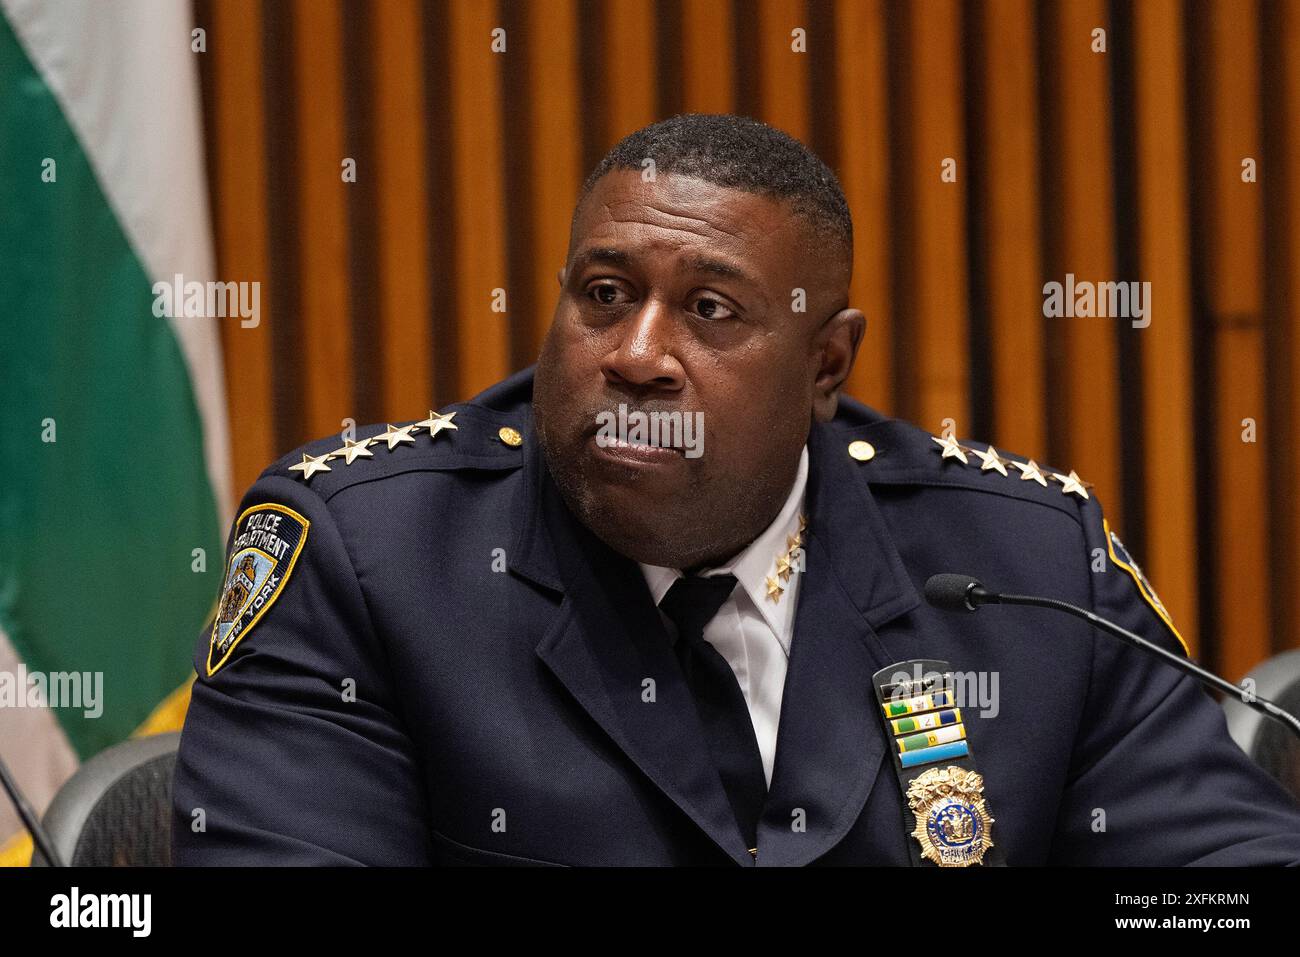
left=812, top=308, right=866, bottom=422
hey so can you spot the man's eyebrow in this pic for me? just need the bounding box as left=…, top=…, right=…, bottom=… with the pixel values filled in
left=681, top=253, right=759, bottom=288
left=570, top=247, right=633, bottom=272
left=571, top=246, right=759, bottom=287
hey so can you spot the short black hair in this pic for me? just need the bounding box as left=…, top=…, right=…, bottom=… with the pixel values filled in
left=576, top=113, right=852, bottom=261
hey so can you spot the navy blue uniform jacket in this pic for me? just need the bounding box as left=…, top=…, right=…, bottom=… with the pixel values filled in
left=172, top=367, right=1300, bottom=865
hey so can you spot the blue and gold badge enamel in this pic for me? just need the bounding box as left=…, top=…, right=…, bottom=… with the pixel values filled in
left=906, top=766, right=995, bottom=867
left=207, top=504, right=309, bottom=676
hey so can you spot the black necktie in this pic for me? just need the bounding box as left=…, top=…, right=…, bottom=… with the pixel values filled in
left=659, top=574, right=767, bottom=851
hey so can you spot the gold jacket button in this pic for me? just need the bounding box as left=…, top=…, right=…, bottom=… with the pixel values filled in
left=498, top=426, right=523, bottom=447
left=848, top=440, right=875, bottom=462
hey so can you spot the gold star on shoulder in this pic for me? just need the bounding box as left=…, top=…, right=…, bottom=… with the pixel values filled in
left=1051, top=469, right=1090, bottom=499
left=972, top=445, right=1010, bottom=477
left=925, top=431, right=1092, bottom=500
left=289, top=452, right=332, bottom=481
left=415, top=409, right=457, bottom=440
left=330, top=438, right=374, bottom=465
left=765, top=576, right=784, bottom=602
left=1015, top=458, right=1049, bottom=487
left=931, top=434, right=969, bottom=465
left=376, top=423, right=417, bottom=450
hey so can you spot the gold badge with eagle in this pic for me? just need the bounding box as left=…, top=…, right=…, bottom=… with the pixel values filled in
left=207, top=504, right=310, bottom=676
left=906, top=766, right=995, bottom=867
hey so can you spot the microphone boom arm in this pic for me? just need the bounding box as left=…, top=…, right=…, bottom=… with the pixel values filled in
left=990, top=591, right=1300, bottom=742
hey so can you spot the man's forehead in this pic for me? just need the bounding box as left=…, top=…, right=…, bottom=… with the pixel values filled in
left=570, top=170, right=808, bottom=268
left=578, top=171, right=799, bottom=238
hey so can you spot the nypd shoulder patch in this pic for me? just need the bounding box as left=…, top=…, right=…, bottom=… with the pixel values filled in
left=207, top=503, right=310, bottom=676
left=1104, top=518, right=1189, bottom=656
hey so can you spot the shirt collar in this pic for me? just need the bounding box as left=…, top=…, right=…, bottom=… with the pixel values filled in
left=639, top=446, right=809, bottom=653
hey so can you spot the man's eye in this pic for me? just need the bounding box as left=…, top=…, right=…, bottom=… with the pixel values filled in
left=587, top=283, right=628, bottom=306
left=691, top=296, right=736, bottom=321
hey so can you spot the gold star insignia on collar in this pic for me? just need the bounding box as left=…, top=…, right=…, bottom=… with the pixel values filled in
left=415, top=410, right=457, bottom=439
left=768, top=513, right=808, bottom=599
left=931, top=434, right=969, bottom=465
left=1016, top=458, right=1049, bottom=487
left=330, top=438, right=374, bottom=465
left=972, top=444, right=1010, bottom=477
left=289, top=452, right=332, bottom=481
left=1052, top=469, right=1090, bottom=499
left=376, top=423, right=417, bottom=450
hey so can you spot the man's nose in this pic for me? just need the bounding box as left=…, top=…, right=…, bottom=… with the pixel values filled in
left=600, top=299, right=684, bottom=393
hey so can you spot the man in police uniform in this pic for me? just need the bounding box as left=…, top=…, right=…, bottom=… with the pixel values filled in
left=173, top=114, right=1300, bottom=866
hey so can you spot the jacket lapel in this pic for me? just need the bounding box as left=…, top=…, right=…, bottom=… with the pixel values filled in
left=508, top=412, right=922, bottom=867
left=511, top=427, right=754, bottom=865
left=756, top=420, right=922, bottom=865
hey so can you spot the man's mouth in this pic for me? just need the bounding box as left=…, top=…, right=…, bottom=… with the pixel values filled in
left=578, top=401, right=707, bottom=466
left=587, top=433, right=685, bottom=464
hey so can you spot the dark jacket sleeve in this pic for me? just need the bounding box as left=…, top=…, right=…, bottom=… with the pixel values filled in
left=171, top=472, right=433, bottom=865
left=1047, top=496, right=1300, bottom=865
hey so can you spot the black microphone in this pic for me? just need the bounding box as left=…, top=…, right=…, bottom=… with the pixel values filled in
left=923, top=573, right=1300, bottom=742
left=0, top=752, right=64, bottom=866
left=924, top=573, right=996, bottom=612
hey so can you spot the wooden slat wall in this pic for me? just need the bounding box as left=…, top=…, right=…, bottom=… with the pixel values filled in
left=206, top=0, right=274, bottom=490
left=449, top=0, right=509, bottom=397
left=681, top=0, right=734, bottom=113
left=293, top=0, right=353, bottom=441
left=977, top=0, right=1046, bottom=457
left=524, top=0, right=581, bottom=354
left=837, top=0, right=891, bottom=412
left=1279, top=0, right=1300, bottom=657
left=1044, top=0, right=1123, bottom=529
left=1130, top=0, right=1199, bottom=656
left=193, top=0, right=1300, bottom=675
left=896, top=0, right=969, bottom=432
left=603, top=0, right=658, bottom=144
left=373, top=0, right=434, bottom=418
left=1189, top=0, right=1271, bottom=679
left=756, top=0, right=811, bottom=144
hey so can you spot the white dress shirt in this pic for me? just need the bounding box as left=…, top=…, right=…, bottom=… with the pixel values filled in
left=639, top=446, right=809, bottom=788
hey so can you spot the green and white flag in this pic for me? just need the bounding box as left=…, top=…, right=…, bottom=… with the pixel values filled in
left=0, top=0, right=229, bottom=858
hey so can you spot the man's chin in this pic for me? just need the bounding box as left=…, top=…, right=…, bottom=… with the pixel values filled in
left=542, top=436, right=714, bottom=565
left=587, top=520, right=699, bottom=568
left=567, top=482, right=705, bottom=567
